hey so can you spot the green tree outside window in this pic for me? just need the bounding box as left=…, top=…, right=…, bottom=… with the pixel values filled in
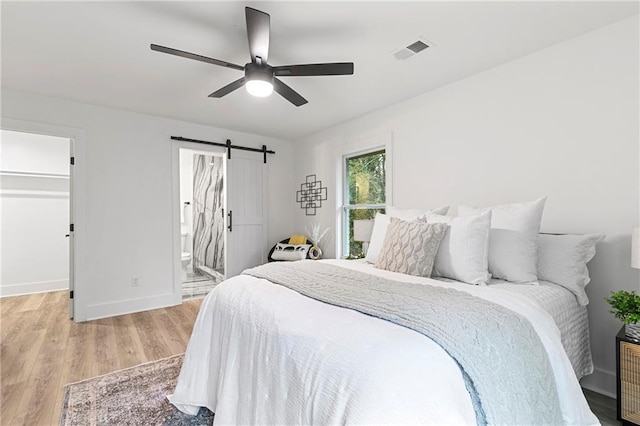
left=344, top=150, right=386, bottom=257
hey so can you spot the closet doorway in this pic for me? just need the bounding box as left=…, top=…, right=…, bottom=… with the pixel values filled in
left=178, top=148, right=226, bottom=300
left=0, top=129, right=75, bottom=318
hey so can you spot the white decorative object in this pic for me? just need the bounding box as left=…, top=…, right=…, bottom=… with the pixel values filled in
left=306, top=222, right=329, bottom=246
left=427, top=211, right=492, bottom=285
left=353, top=219, right=374, bottom=255
left=308, top=246, right=323, bottom=260
left=306, top=222, right=329, bottom=259
left=632, top=228, right=640, bottom=269
left=458, top=197, right=546, bottom=283
left=271, top=243, right=312, bottom=261
left=353, top=219, right=374, bottom=242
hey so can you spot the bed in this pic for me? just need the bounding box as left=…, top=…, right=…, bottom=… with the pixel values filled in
left=168, top=258, right=598, bottom=425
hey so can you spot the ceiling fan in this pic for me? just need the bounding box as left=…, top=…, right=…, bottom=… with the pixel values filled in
left=151, top=7, right=354, bottom=107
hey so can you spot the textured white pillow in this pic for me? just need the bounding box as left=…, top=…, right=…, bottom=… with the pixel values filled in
left=365, top=205, right=449, bottom=264
left=537, top=233, right=605, bottom=305
left=427, top=211, right=492, bottom=285
left=458, top=197, right=546, bottom=283
left=374, top=218, right=448, bottom=277
left=271, top=243, right=312, bottom=261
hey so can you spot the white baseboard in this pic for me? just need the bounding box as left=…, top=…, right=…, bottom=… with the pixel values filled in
left=580, top=367, right=616, bottom=398
left=85, top=293, right=180, bottom=321
left=0, top=279, right=68, bottom=297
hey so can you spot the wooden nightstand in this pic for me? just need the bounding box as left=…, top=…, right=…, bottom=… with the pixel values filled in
left=617, top=326, right=640, bottom=425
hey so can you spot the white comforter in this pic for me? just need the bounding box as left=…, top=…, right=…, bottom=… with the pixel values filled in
left=169, top=260, right=598, bottom=425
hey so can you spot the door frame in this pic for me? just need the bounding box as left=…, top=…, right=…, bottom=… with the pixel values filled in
left=1, top=118, right=87, bottom=321
left=170, top=140, right=226, bottom=305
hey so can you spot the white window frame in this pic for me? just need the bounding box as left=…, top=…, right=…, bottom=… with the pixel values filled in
left=336, top=132, right=393, bottom=258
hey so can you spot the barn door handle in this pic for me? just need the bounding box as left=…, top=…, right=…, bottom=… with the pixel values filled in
left=228, top=210, right=233, bottom=232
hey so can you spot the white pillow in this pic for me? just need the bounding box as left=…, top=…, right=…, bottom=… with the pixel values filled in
left=427, top=211, right=492, bottom=285
left=458, top=197, right=546, bottom=283
left=365, top=205, right=449, bottom=264
left=386, top=205, right=449, bottom=221
left=537, top=233, right=605, bottom=305
left=271, top=243, right=312, bottom=261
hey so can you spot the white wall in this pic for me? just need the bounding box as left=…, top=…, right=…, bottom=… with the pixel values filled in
left=1, top=89, right=296, bottom=320
left=294, top=16, right=639, bottom=396
left=0, top=130, right=70, bottom=296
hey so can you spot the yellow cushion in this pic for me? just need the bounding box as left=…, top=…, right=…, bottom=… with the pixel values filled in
left=288, top=235, right=307, bottom=245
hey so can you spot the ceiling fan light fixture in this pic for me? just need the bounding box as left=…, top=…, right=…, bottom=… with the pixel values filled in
left=246, top=79, right=273, bottom=97
left=245, top=63, right=274, bottom=97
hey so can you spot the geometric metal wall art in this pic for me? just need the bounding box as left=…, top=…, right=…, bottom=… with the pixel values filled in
left=296, top=174, right=328, bottom=216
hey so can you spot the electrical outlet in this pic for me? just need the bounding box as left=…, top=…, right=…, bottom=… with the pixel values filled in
left=131, top=276, right=140, bottom=287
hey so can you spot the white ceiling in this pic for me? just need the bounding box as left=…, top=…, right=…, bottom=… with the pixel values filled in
left=2, top=1, right=638, bottom=140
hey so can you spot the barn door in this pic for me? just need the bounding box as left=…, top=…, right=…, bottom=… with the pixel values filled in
left=225, top=149, right=267, bottom=278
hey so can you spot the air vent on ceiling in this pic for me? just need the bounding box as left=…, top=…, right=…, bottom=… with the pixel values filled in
left=392, top=38, right=432, bottom=61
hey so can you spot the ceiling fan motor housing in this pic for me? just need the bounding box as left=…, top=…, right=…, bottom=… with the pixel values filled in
left=245, top=62, right=274, bottom=84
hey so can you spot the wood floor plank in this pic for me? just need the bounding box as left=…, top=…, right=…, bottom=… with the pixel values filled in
left=31, top=294, right=60, bottom=332
left=71, top=321, right=99, bottom=381
left=164, top=304, right=197, bottom=341
left=0, top=295, right=26, bottom=318
left=152, top=308, right=189, bottom=354
left=1, top=329, right=47, bottom=386
left=93, top=317, right=121, bottom=376
left=1, top=310, right=39, bottom=343
left=16, top=292, right=47, bottom=313
left=134, top=310, right=172, bottom=361
left=14, top=298, right=74, bottom=425
left=0, top=381, right=26, bottom=425
left=113, top=313, right=147, bottom=369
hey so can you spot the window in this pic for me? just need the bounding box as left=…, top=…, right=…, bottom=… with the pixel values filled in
left=342, top=149, right=386, bottom=258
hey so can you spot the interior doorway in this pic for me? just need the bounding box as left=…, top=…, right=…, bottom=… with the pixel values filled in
left=178, top=148, right=226, bottom=300
left=171, top=138, right=268, bottom=304
left=0, top=129, right=74, bottom=317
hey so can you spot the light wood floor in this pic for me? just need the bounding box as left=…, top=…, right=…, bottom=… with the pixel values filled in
left=0, top=291, right=202, bottom=425
left=0, top=290, right=620, bottom=426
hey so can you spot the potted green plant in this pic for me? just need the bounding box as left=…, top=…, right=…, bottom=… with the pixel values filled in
left=606, top=290, right=640, bottom=340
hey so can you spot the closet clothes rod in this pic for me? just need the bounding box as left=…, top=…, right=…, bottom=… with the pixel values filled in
left=171, top=136, right=275, bottom=164
left=0, top=170, right=70, bottom=179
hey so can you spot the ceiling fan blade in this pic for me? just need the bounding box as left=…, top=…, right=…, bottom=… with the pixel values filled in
left=273, top=78, right=308, bottom=107
left=245, top=7, right=270, bottom=64
left=274, top=62, right=354, bottom=77
left=209, top=77, right=246, bottom=98
left=151, top=44, right=244, bottom=71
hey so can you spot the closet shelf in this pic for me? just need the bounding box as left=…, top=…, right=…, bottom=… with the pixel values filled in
left=0, top=170, right=70, bottom=179
left=1, top=189, right=69, bottom=198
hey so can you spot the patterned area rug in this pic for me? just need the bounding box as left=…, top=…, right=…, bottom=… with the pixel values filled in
left=60, top=354, right=213, bottom=425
